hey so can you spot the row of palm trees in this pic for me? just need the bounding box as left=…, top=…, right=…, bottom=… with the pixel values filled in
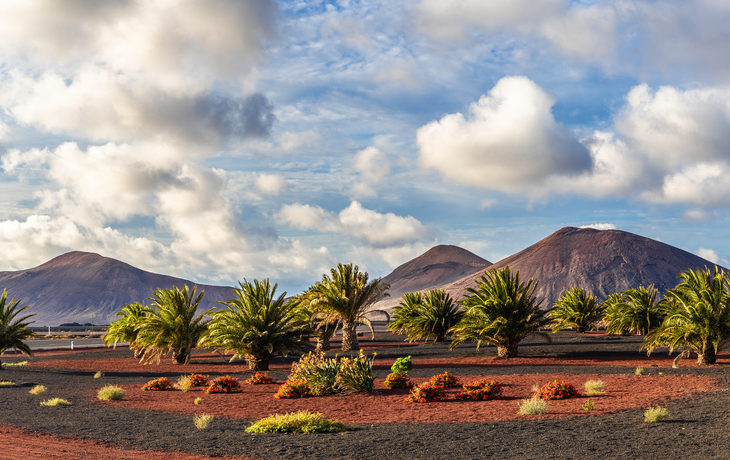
left=390, top=265, right=730, bottom=365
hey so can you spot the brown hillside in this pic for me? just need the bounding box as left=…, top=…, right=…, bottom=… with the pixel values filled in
left=0, top=252, right=234, bottom=326
left=443, top=227, right=723, bottom=306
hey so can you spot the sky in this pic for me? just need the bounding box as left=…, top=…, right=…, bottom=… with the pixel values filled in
left=1, top=0, right=730, bottom=294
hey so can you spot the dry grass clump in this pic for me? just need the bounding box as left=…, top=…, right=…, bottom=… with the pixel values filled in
left=644, top=406, right=669, bottom=423
left=635, top=367, right=645, bottom=375
left=40, top=397, right=71, bottom=406
left=193, top=414, right=213, bottom=430
left=177, top=375, right=193, bottom=392
left=97, top=385, right=126, bottom=401
left=194, top=397, right=203, bottom=405
left=584, top=379, right=605, bottom=395
left=245, top=411, right=353, bottom=433
left=0, top=381, right=16, bottom=387
left=29, top=385, right=47, bottom=395
left=94, top=371, right=104, bottom=379
left=518, top=398, right=548, bottom=415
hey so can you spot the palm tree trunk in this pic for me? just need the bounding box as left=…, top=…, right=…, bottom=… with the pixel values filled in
left=172, top=348, right=189, bottom=364
left=246, top=354, right=270, bottom=371
left=697, top=342, right=716, bottom=365
left=316, top=337, right=331, bottom=352
left=497, top=342, right=519, bottom=358
left=341, top=320, right=359, bottom=351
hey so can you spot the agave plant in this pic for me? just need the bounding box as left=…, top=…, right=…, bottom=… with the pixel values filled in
left=136, top=285, right=213, bottom=365
left=0, top=289, right=35, bottom=368
left=550, top=287, right=604, bottom=333
left=450, top=267, right=550, bottom=358
left=201, top=279, right=306, bottom=371
left=389, top=290, right=463, bottom=342
left=643, top=267, right=730, bottom=365
left=103, top=302, right=151, bottom=358
left=603, top=286, right=667, bottom=335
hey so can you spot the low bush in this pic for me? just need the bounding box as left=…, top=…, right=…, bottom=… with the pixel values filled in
left=205, top=375, right=242, bottom=394
left=97, top=385, right=126, bottom=401
left=40, top=398, right=71, bottom=407
left=334, top=351, right=375, bottom=394
left=533, top=380, right=579, bottom=400
left=518, top=398, right=548, bottom=415
left=584, top=379, right=605, bottom=395
left=0, top=381, right=15, bottom=387
left=644, top=406, right=669, bottom=423
left=142, top=377, right=175, bottom=391
left=93, top=371, right=104, bottom=379
left=274, top=380, right=313, bottom=399
left=245, top=372, right=276, bottom=385
left=178, top=373, right=210, bottom=392
left=193, top=414, right=213, bottom=430
left=29, top=385, right=47, bottom=395
left=4, top=361, right=28, bottom=367
left=405, top=382, right=447, bottom=403
left=429, top=371, right=459, bottom=388
left=290, top=352, right=340, bottom=395
left=245, top=410, right=353, bottom=433
left=383, top=373, right=413, bottom=389
left=635, top=367, right=645, bottom=376
left=463, top=378, right=500, bottom=391
left=581, top=399, right=595, bottom=411
left=391, top=356, right=413, bottom=375
left=194, top=397, right=203, bottom=405
left=456, top=380, right=502, bottom=400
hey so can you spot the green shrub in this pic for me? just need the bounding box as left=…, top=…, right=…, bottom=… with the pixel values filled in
left=334, top=351, right=374, bottom=394
left=142, top=377, right=175, bottom=391
left=429, top=371, right=459, bottom=388
left=194, top=397, right=203, bottom=405
left=4, top=361, right=28, bottom=367
left=584, top=380, right=605, bottom=395
left=29, top=385, right=47, bottom=395
left=275, top=380, right=313, bottom=399
left=635, top=367, right=645, bottom=376
left=205, top=375, right=242, bottom=394
left=193, top=414, right=213, bottom=430
left=383, top=373, right=413, bottom=389
left=644, top=406, right=669, bottom=423
left=0, top=381, right=15, bottom=387
left=93, top=371, right=104, bottom=379
left=391, top=356, right=413, bottom=375
left=405, top=383, right=447, bottom=403
left=41, top=398, right=72, bottom=407
left=289, top=352, right=340, bottom=395
left=533, top=380, right=579, bottom=400
left=97, top=385, right=126, bottom=401
left=518, top=398, right=548, bottom=415
left=245, top=410, right=353, bottom=433
left=581, top=399, right=595, bottom=411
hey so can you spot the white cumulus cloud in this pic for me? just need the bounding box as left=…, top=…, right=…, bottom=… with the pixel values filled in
left=697, top=247, right=720, bottom=264
left=579, top=223, right=617, bottom=231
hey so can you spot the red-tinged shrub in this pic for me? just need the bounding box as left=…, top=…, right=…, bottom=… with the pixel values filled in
left=429, top=371, right=459, bottom=387
left=384, top=373, right=413, bottom=389
left=457, top=379, right=502, bottom=400
left=405, top=383, right=447, bottom=403
left=245, top=372, right=276, bottom=385
left=534, top=380, right=579, bottom=400
left=142, top=377, right=175, bottom=391
left=205, top=375, right=242, bottom=394
left=275, top=380, right=313, bottom=399
left=187, top=374, right=209, bottom=387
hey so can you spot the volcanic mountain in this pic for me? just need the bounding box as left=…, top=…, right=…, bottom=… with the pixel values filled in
left=0, top=252, right=234, bottom=326
left=443, top=227, right=724, bottom=306
left=373, top=245, right=492, bottom=310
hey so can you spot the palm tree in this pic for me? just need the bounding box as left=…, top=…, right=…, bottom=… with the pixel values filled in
left=292, top=289, right=338, bottom=352
left=550, top=287, right=605, bottom=333
left=103, top=302, right=151, bottom=358
left=389, top=289, right=463, bottom=342
left=603, top=286, right=667, bottom=335
left=135, top=285, right=213, bottom=365
left=450, top=267, right=550, bottom=358
left=201, top=279, right=306, bottom=371
left=644, top=267, right=730, bottom=365
left=310, top=263, right=390, bottom=352
left=0, top=289, right=35, bottom=368
left=388, top=292, right=423, bottom=336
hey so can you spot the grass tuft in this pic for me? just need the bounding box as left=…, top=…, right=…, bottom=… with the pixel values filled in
left=40, top=397, right=71, bottom=407
left=177, top=375, right=193, bottom=393
left=194, top=397, right=202, bottom=405
left=518, top=398, right=548, bottom=415
left=97, top=385, right=126, bottom=401
left=29, top=385, right=47, bottom=395
left=245, top=410, right=354, bottom=433
left=193, top=414, right=213, bottom=430
left=584, top=379, right=605, bottom=395
left=530, top=384, right=540, bottom=393
left=0, top=381, right=16, bottom=387
left=644, top=406, right=669, bottom=423
left=634, top=367, right=645, bottom=376
left=94, top=371, right=104, bottom=379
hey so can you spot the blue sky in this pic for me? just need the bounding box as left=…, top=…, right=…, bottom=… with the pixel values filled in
left=1, top=0, right=729, bottom=293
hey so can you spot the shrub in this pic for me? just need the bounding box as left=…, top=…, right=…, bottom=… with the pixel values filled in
left=245, top=372, right=276, bottom=385
left=533, top=380, right=579, bottom=400
left=29, top=385, right=47, bottom=395
left=193, top=414, right=213, bottom=430
left=245, top=410, right=353, bottom=433
left=582, top=399, right=595, bottom=411
left=463, top=378, right=500, bottom=391
left=384, top=373, right=413, bottom=389
left=205, top=375, right=242, bottom=394
left=456, top=380, right=502, bottom=400
left=429, top=371, right=459, bottom=388
left=194, top=397, right=202, bottom=405
left=4, top=361, right=29, bottom=367
left=93, top=371, right=104, bottom=379
left=275, top=380, right=313, bottom=399
left=635, top=367, right=645, bottom=376
left=405, top=383, right=447, bottom=403
left=584, top=380, right=605, bottom=395
left=142, top=377, right=176, bottom=391
left=644, top=406, right=669, bottom=423
left=289, top=352, right=340, bottom=395
left=518, top=398, right=548, bottom=415
left=40, top=398, right=71, bottom=407
left=97, top=385, right=126, bottom=401
left=177, top=373, right=209, bottom=392
left=0, top=381, right=15, bottom=387
left=334, top=351, right=375, bottom=394
left=391, top=356, right=413, bottom=375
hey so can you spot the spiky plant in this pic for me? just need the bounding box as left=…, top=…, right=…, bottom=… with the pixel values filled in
left=388, top=292, right=423, bottom=336
left=136, top=285, right=213, bottom=365
left=309, top=263, right=390, bottom=351
left=292, top=290, right=336, bottom=352
left=390, top=289, right=463, bottom=342
left=603, top=286, right=667, bottom=335
left=643, top=267, right=730, bottom=365
left=550, top=287, right=604, bottom=333
left=103, top=302, right=151, bottom=358
left=0, top=289, right=35, bottom=368
left=201, top=279, right=305, bottom=371
left=450, top=267, right=550, bottom=358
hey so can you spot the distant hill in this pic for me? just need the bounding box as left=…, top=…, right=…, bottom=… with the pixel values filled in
left=372, top=245, right=492, bottom=311
left=443, top=227, right=724, bottom=306
left=0, top=252, right=234, bottom=326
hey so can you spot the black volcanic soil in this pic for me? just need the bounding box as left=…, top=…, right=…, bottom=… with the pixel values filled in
left=2, top=332, right=730, bottom=459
